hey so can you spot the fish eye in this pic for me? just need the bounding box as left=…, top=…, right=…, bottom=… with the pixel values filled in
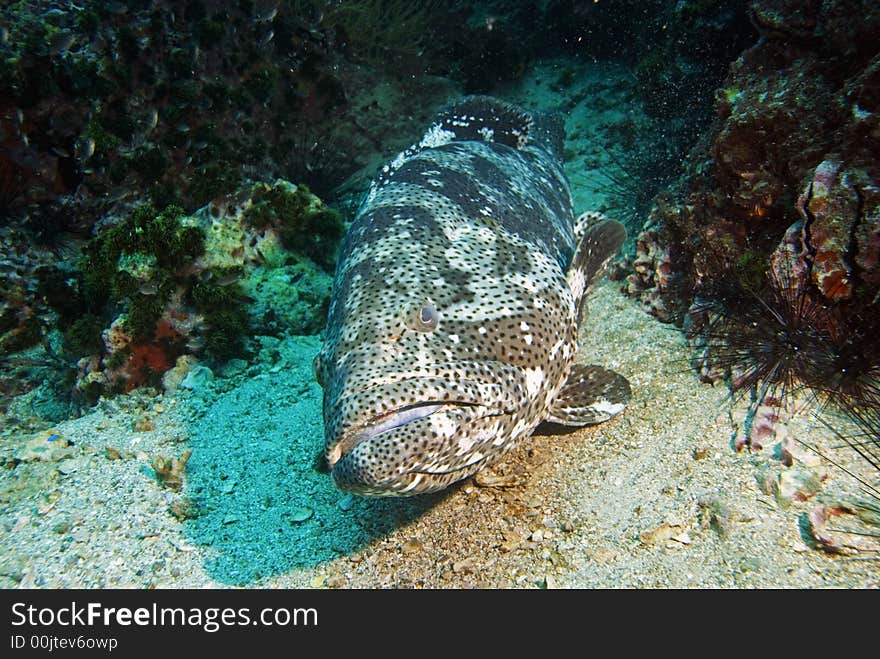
left=411, top=303, right=439, bottom=332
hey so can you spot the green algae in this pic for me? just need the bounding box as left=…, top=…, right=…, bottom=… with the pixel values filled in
left=244, top=181, right=344, bottom=271
left=78, top=204, right=204, bottom=343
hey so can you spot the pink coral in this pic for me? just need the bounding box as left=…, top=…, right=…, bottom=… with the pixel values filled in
left=796, top=159, right=880, bottom=302
left=796, top=159, right=855, bottom=300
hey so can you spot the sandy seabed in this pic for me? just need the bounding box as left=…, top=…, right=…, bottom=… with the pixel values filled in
left=1, top=277, right=877, bottom=589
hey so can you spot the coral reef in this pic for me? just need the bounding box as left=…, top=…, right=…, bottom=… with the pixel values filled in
left=606, top=1, right=880, bottom=500
left=796, top=159, right=880, bottom=301
left=613, top=223, right=673, bottom=321
left=67, top=180, right=339, bottom=401
left=1, top=176, right=339, bottom=411
left=625, top=0, right=880, bottom=324
left=243, top=180, right=344, bottom=271
left=0, top=0, right=455, bottom=230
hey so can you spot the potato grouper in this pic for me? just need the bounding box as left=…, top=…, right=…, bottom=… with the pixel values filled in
left=314, top=96, right=631, bottom=496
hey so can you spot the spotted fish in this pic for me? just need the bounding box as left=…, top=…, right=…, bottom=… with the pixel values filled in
left=315, top=96, right=631, bottom=496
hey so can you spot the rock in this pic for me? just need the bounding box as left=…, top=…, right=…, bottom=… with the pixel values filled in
left=152, top=449, right=192, bottom=491
left=671, top=532, right=691, bottom=545
left=401, top=539, right=423, bottom=554
left=452, top=557, right=477, bottom=574
left=179, top=365, right=214, bottom=391
left=748, top=399, right=785, bottom=451
left=713, top=52, right=837, bottom=214
left=290, top=507, right=313, bottom=523
left=639, top=523, right=682, bottom=546
left=797, top=160, right=857, bottom=300
left=473, top=468, right=524, bottom=488
left=168, top=496, right=202, bottom=520
left=242, top=261, right=333, bottom=335
left=17, top=430, right=71, bottom=462
left=132, top=416, right=156, bottom=432
left=326, top=574, right=346, bottom=588
left=775, top=467, right=825, bottom=503
left=337, top=494, right=354, bottom=511
left=698, top=497, right=733, bottom=539
left=623, top=227, right=673, bottom=321
left=588, top=547, right=617, bottom=563
left=500, top=531, right=524, bottom=553
left=162, top=355, right=199, bottom=394
left=219, top=358, right=248, bottom=378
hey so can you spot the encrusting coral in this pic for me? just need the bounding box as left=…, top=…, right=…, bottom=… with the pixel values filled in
left=54, top=180, right=341, bottom=402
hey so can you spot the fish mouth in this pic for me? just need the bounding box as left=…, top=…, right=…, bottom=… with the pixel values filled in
left=327, top=401, right=476, bottom=469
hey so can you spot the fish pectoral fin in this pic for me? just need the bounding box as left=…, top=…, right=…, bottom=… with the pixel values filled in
left=567, top=214, right=626, bottom=317
left=546, top=364, right=631, bottom=426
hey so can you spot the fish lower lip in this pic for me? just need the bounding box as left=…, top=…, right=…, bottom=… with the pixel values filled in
left=328, top=401, right=469, bottom=468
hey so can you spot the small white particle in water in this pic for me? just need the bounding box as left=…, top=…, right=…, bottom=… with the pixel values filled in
left=449, top=334, right=459, bottom=343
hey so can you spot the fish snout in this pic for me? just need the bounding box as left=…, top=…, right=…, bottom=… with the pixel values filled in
left=326, top=399, right=497, bottom=496
left=322, top=364, right=532, bottom=495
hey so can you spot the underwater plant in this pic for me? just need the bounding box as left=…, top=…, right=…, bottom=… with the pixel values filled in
left=71, top=202, right=257, bottom=395
left=243, top=180, right=344, bottom=272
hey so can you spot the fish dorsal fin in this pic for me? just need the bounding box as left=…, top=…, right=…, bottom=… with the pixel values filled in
left=567, top=213, right=626, bottom=314
left=546, top=364, right=631, bottom=426
left=368, top=96, right=564, bottom=200
left=433, top=95, right=536, bottom=150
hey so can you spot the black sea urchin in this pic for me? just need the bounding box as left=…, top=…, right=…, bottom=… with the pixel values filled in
left=688, top=259, right=839, bottom=408
left=689, top=247, right=880, bottom=488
